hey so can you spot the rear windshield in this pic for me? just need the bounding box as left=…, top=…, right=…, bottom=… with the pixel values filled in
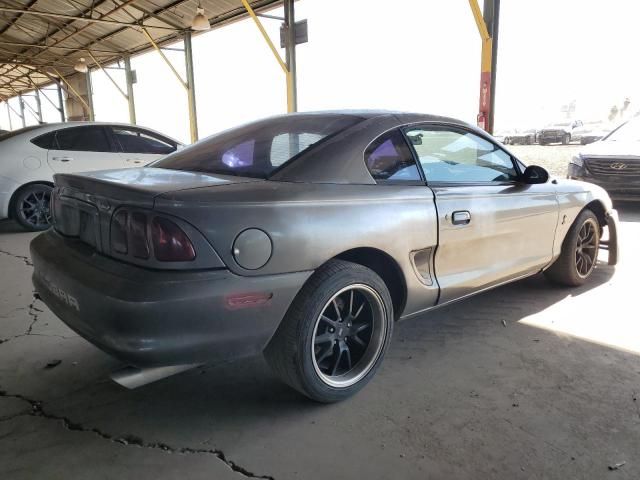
left=152, top=114, right=363, bottom=178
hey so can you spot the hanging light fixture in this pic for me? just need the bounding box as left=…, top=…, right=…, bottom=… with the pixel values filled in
left=191, top=3, right=210, bottom=31
left=74, top=57, right=88, bottom=73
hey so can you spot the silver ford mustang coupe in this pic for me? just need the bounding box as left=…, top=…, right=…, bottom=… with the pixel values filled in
left=30, top=111, right=619, bottom=402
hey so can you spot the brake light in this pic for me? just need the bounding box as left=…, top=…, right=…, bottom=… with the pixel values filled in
left=110, top=210, right=195, bottom=262
left=151, top=216, right=195, bottom=262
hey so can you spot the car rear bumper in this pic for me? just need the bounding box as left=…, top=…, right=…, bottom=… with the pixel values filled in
left=31, top=231, right=311, bottom=367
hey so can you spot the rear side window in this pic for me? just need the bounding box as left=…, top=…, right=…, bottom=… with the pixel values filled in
left=271, top=133, right=324, bottom=167
left=31, top=131, right=56, bottom=149
left=54, top=126, right=111, bottom=152
left=364, top=129, right=422, bottom=183
left=112, top=127, right=176, bottom=155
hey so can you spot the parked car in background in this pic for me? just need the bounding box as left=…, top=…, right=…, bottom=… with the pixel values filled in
left=504, top=128, right=537, bottom=145
left=571, top=121, right=612, bottom=145
left=569, top=117, right=640, bottom=201
left=30, top=111, right=618, bottom=403
left=538, top=120, right=583, bottom=145
left=0, top=122, right=182, bottom=231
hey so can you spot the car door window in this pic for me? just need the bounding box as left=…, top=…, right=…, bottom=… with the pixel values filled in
left=364, top=129, right=422, bottom=183
left=112, top=127, right=176, bottom=155
left=405, top=127, right=518, bottom=183
left=54, top=126, right=111, bottom=152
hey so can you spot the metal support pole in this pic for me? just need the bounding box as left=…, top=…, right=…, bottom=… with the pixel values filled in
left=56, top=81, right=65, bottom=122
left=35, top=88, right=43, bottom=123
left=483, top=0, right=500, bottom=134
left=184, top=31, right=198, bottom=143
left=6, top=101, right=12, bottom=130
left=284, top=0, right=298, bottom=113
left=86, top=70, right=95, bottom=121
left=18, top=93, right=25, bottom=127
left=124, top=56, right=136, bottom=124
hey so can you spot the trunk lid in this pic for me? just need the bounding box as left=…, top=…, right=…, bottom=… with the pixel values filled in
left=52, top=167, right=261, bottom=254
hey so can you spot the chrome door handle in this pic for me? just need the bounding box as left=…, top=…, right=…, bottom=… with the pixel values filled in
left=451, top=210, right=471, bottom=225
left=52, top=156, right=72, bottom=162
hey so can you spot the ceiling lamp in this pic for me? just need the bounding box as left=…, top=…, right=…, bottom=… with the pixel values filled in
left=74, top=57, right=88, bottom=73
left=191, top=6, right=210, bottom=31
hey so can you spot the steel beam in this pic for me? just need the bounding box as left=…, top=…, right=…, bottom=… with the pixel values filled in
left=184, top=32, right=198, bottom=142
left=6, top=101, right=12, bottom=129
left=56, top=81, right=65, bottom=122
left=34, top=86, right=42, bottom=123
left=241, top=0, right=293, bottom=113
left=86, top=71, right=95, bottom=121
left=483, top=0, right=500, bottom=133
left=0, top=7, right=179, bottom=31
left=124, top=56, right=136, bottom=124
left=283, top=0, right=297, bottom=112
left=18, top=93, right=25, bottom=127
left=469, top=0, right=497, bottom=133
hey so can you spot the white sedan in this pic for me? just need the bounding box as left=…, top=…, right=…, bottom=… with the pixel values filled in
left=0, top=122, right=182, bottom=231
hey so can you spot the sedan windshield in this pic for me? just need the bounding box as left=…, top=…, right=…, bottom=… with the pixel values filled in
left=152, top=114, right=364, bottom=178
left=605, top=118, right=640, bottom=142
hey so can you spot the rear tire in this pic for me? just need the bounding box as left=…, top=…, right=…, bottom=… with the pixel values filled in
left=544, top=209, right=600, bottom=287
left=12, top=184, right=53, bottom=232
left=265, top=259, right=394, bottom=403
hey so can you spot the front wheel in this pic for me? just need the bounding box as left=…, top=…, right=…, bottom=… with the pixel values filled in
left=265, top=259, right=394, bottom=403
left=544, top=209, right=600, bottom=286
left=12, top=184, right=53, bottom=231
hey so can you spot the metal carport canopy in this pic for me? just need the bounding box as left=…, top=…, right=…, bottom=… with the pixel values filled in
left=0, top=0, right=291, bottom=140
left=0, top=0, right=500, bottom=138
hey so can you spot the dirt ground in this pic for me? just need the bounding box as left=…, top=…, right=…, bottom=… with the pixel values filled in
left=510, top=144, right=582, bottom=178
left=1, top=160, right=639, bottom=479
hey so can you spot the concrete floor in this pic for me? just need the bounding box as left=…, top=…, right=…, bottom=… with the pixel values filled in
left=1, top=205, right=639, bottom=480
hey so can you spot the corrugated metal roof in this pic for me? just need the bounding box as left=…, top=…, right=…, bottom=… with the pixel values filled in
left=0, top=0, right=282, bottom=99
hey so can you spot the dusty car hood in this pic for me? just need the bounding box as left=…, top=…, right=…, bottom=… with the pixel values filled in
left=580, top=140, right=640, bottom=158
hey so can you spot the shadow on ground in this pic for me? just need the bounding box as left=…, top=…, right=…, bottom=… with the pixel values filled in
left=0, top=206, right=639, bottom=479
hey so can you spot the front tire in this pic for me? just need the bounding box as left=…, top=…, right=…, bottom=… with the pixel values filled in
left=12, top=184, right=53, bottom=232
left=265, top=259, right=394, bottom=403
left=544, top=209, right=600, bottom=286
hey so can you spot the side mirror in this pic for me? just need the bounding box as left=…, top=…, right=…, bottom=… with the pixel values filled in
left=522, top=165, right=549, bottom=184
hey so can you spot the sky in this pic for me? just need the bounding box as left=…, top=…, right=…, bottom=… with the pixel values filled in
left=3, top=0, right=640, bottom=142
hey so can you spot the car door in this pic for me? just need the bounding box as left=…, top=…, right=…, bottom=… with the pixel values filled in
left=403, top=124, right=559, bottom=304
left=109, top=126, right=178, bottom=166
left=47, top=125, right=119, bottom=174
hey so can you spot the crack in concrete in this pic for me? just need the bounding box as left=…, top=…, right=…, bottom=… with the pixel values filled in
left=0, top=389, right=274, bottom=480
left=0, top=248, right=33, bottom=267
left=0, top=294, right=72, bottom=346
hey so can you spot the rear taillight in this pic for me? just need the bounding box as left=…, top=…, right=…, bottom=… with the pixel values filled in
left=110, top=210, right=195, bottom=262
left=151, top=217, right=195, bottom=262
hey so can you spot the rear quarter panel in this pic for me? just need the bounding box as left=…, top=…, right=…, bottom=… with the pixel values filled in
left=155, top=181, right=440, bottom=316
